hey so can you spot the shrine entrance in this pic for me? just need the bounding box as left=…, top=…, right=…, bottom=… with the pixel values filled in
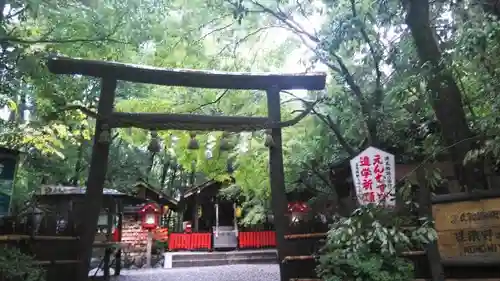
left=46, top=56, right=326, bottom=281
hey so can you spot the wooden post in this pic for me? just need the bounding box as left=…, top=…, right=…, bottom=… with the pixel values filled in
left=193, top=195, right=199, bottom=232
left=266, top=86, right=289, bottom=281
left=115, top=200, right=123, bottom=276
left=103, top=202, right=114, bottom=280
left=416, top=167, right=445, bottom=281
left=146, top=230, right=153, bottom=268
left=77, top=78, right=117, bottom=281
left=166, top=210, right=172, bottom=229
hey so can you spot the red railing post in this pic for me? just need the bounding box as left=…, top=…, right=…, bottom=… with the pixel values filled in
left=207, top=233, right=212, bottom=250
left=193, top=233, right=198, bottom=250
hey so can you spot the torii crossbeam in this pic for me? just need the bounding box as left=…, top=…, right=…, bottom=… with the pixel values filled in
left=46, top=56, right=326, bottom=281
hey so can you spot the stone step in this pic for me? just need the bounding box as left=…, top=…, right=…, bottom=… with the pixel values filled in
left=168, top=250, right=278, bottom=268
left=172, top=255, right=278, bottom=268
left=172, top=252, right=227, bottom=261
left=172, top=250, right=277, bottom=262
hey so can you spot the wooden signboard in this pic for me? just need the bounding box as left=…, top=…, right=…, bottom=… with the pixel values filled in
left=433, top=197, right=500, bottom=259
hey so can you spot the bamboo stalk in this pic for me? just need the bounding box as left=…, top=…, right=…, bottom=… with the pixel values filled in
left=400, top=226, right=418, bottom=231
left=284, top=233, right=327, bottom=240
left=0, top=235, right=79, bottom=241
left=401, top=250, right=426, bottom=256
left=282, top=255, right=315, bottom=262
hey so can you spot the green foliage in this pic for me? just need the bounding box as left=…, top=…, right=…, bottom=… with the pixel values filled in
left=3, top=0, right=500, bottom=230
left=1, top=0, right=300, bottom=223
left=0, top=246, right=45, bottom=281
left=317, top=204, right=437, bottom=281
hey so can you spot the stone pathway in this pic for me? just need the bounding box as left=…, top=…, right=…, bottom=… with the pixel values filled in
left=117, top=264, right=280, bottom=281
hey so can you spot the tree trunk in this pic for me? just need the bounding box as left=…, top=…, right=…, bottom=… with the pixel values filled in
left=71, top=140, right=84, bottom=186
left=159, top=158, right=170, bottom=188
left=71, top=126, right=87, bottom=186
left=0, top=0, right=5, bottom=24
left=479, top=0, right=500, bottom=17
left=404, top=0, right=477, bottom=190
left=416, top=168, right=445, bottom=281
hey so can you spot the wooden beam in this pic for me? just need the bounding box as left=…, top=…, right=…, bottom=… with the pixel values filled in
left=441, top=256, right=500, bottom=266
left=108, top=112, right=270, bottom=132
left=77, top=78, right=117, bottom=281
left=108, top=106, right=313, bottom=131
left=284, top=233, right=327, bottom=240
left=0, top=235, right=79, bottom=241
left=266, top=86, right=289, bottom=281
left=32, top=260, right=80, bottom=265
left=283, top=255, right=315, bottom=262
left=47, top=56, right=326, bottom=90
left=432, top=189, right=500, bottom=204
left=416, top=168, right=445, bottom=281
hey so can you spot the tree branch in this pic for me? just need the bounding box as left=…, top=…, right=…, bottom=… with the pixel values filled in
left=209, top=25, right=279, bottom=66
left=190, top=89, right=230, bottom=113
left=282, top=91, right=357, bottom=156
left=2, top=10, right=129, bottom=45
left=303, top=162, right=339, bottom=203
left=193, top=22, right=235, bottom=46
left=58, top=105, right=99, bottom=119
left=2, top=36, right=129, bottom=45
left=349, top=0, right=382, bottom=93
left=240, top=0, right=377, bottom=144
left=172, top=13, right=232, bottom=50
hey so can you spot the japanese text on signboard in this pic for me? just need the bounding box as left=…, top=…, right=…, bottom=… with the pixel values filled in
left=350, top=147, right=395, bottom=207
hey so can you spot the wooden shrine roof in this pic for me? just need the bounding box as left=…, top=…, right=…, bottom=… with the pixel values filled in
left=35, top=185, right=145, bottom=204
left=0, top=147, right=20, bottom=156
left=183, top=180, right=218, bottom=198
left=47, top=56, right=326, bottom=90
left=133, top=181, right=178, bottom=208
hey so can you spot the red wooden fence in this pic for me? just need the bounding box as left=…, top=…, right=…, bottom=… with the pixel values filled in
left=239, top=231, right=276, bottom=248
left=168, top=233, right=212, bottom=251
left=167, top=231, right=277, bottom=251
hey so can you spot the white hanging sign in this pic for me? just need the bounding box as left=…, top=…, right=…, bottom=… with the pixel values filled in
left=349, top=146, right=396, bottom=207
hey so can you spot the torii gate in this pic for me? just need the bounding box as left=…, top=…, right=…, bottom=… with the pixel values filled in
left=47, top=56, right=326, bottom=281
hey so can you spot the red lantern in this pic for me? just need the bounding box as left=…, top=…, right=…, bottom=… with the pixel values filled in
left=112, top=228, right=120, bottom=242
left=184, top=222, right=192, bottom=233
left=287, top=201, right=311, bottom=213
left=139, top=203, right=161, bottom=230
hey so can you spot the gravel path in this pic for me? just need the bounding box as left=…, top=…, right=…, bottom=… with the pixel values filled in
left=117, top=264, right=280, bottom=281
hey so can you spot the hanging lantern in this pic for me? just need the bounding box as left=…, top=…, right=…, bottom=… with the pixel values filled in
left=187, top=132, right=199, bottom=150
left=219, top=132, right=232, bottom=151
left=197, top=206, right=203, bottom=218
left=287, top=201, right=311, bottom=213
left=147, top=131, right=162, bottom=153
left=226, top=160, right=234, bottom=174
left=205, top=150, right=213, bottom=159
left=264, top=129, right=274, bottom=147
left=235, top=207, right=242, bottom=218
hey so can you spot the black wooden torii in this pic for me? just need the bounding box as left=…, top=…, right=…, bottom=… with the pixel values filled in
left=47, top=56, right=326, bottom=281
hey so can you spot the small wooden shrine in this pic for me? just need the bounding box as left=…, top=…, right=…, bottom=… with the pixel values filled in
left=120, top=182, right=177, bottom=256
left=131, top=181, right=179, bottom=228
left=34, top=185, right=146, bottom=280
left=167, top=179, right=317, bottom=251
